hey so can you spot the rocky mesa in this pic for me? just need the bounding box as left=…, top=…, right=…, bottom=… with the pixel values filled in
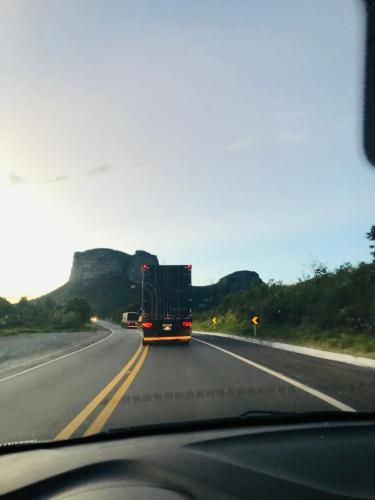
left=38, top=248, right=263, bottom=315
left=69, top=248, right=158, bottom=284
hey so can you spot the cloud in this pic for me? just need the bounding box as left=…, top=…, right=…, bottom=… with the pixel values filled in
left=8, top=173, right=26, bottom=185
left=224, top=137, right=260, bottom=152
left=87, top=164, right=112, bottom=177
left=275, top=130, right=307, bottom=144
left=274, top=111, right=307, bottom=144
left=274, top=111, right=304, bottom=119
left=43, top=175, right=68, bottom=184
left=225, top=111, right=308, bottom=153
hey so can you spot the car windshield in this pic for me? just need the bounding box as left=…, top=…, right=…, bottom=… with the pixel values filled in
left=127, top=313, right=139, bottom=321
left=0, top=0, right=374, bottom=445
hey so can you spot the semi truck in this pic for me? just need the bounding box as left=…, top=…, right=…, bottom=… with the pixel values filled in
left=141, top=264, right=192, bottom=345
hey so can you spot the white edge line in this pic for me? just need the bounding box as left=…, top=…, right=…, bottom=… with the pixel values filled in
left=193, top=331, right=375, bottom=370
left=194, top=337, right=357, bottom=413
left=0, top=325, right=116, bottom=384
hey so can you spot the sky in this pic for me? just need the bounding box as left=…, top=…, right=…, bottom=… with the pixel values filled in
left=1, top=0, right=374, bottom=301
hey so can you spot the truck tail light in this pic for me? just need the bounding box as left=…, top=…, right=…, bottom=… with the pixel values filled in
left=185, top=264, right=192, bottom=270
left=182, top=321, right=192, bottom=327
left=143, top=322, right=153, bottom=328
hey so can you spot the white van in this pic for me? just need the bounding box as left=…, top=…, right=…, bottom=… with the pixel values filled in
left=121, top=312, right=140, bottom=328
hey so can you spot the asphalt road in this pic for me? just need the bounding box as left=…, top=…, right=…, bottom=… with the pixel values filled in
left=0, top=321, right=374, bottom=443
left=0, top=327, right=110, bottom=380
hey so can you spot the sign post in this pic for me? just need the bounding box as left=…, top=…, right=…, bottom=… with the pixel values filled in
left=212, top=317, right=218, bottom=330
left=250, top=315, right=259, bottom=337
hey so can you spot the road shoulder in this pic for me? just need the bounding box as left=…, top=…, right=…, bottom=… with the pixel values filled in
left=0, top=326, right=113, bottom=381
left=194, top=331, right=375, bottom=369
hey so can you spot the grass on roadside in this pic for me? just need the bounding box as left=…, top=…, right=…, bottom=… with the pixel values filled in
left=193, top=316, right=375, bottom=359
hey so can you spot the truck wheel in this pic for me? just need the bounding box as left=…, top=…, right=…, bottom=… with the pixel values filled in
left=142, top=339, right=148, bottom=346
left=121, top=322, right=125, bottom=328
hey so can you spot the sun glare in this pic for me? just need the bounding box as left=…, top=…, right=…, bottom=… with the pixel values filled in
left=0, top=185, right=73, bottom=301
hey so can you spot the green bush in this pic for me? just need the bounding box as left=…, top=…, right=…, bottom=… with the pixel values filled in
left=0, top=296, right=92, bottom=333
left=196, top=261, right=375, bottom=352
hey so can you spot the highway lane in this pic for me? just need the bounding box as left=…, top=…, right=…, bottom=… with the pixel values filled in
left=194, top=334, right=375, bottom=412
left=0, top=323, right=140, bottom=442
left=98, top=335, right=335, bottom=434
left=0, top=321, right=374, bottom=444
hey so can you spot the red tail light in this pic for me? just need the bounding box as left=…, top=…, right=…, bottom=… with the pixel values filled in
left=143, top=322, right=153, bottom=328
left=142, top=264, right=149, bottom=270
left=185, top=264, right=192, bottom=270
left=182, top=321, right=192, bottom=327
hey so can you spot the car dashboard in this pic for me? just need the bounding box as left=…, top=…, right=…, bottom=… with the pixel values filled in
left=0, top=419, right=374, bottom=499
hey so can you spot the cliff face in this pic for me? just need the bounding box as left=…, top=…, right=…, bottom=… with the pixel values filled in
left=127, top=250, right=158, bottom=283
left=40, top=249, right=159, bottom=314
left=69, top=249, right=158, bottom=284
left=39, top=248, right=262, bottom=315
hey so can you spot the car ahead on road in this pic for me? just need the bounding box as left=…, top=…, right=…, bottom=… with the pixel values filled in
left=120, top=312, right=140, bottom=329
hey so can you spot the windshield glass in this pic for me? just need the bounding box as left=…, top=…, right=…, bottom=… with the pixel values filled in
left=127, top=313, right=139, bottom=321
left=0, top=0, right=374, bottom=444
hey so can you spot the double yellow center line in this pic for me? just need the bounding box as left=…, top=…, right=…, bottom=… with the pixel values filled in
left=55, top=343, right=149, bottom=440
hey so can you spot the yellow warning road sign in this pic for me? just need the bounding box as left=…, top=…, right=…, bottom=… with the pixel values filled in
left=251, top=315, right=259, bottom=325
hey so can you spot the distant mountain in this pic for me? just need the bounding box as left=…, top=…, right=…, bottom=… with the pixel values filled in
left=193, top=271, right=263, bottom=312
left=37, top=248, right=263, bottom=315
left=38, top=249, right=158, bottom=314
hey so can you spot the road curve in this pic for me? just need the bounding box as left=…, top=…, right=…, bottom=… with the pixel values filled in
left=0, top=321, right=374, bottom=443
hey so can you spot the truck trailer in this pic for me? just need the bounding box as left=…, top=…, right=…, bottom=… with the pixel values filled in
left=141, top=264, right=192, bottom=345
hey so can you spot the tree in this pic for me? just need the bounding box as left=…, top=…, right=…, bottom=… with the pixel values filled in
left=0, top=297, right=11, bottom=316
left=310, top=259, right=328, bottom=278
left=51, top=298, right=90, bottom=329
left=63, top=297, right=91, bottom=325
left=366, top=225, right=375, bottom=261
left=17, top=296, right=28, bottom=307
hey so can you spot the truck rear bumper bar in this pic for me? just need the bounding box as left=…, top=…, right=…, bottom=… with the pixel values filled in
left=143, top=335, right=192, bottom=342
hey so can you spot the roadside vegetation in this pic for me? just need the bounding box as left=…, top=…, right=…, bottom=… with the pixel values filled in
left=194, top=226, right=375, bottom=358
left=0, top=296, right=92, bottom=335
